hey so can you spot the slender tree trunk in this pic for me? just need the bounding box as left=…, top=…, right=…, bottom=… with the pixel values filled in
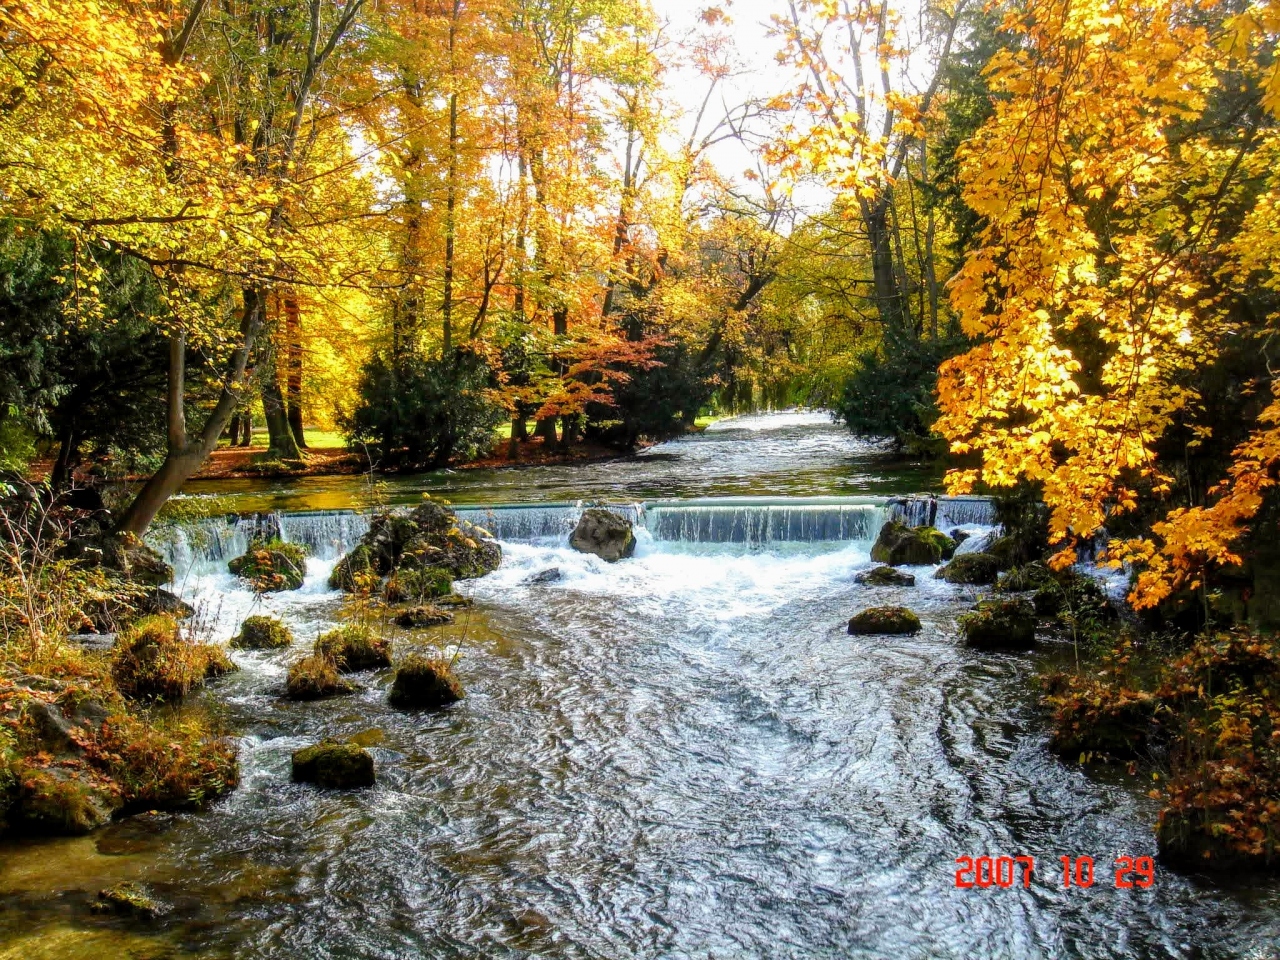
left=118, top=290, right=266, bottom=535
left=283, top=295, right=307, bottom=448
left=50, top=423, right=77, bottom=492
left=864, top=195, right=909, bottom=335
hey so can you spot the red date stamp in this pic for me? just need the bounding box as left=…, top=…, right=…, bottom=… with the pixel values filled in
left=954, top=855, right=1155, bottom=889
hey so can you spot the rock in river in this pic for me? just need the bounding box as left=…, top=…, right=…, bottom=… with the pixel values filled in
left=855, top=565, right=916, bottom=587
left=291, top=739, right=375, bottom=789
left=569, top=508, right=636, bottom=562
left=847, top=605, right=922, bottom=635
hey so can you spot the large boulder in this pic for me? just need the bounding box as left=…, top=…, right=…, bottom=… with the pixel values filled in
left=230, top=615, right=293, bottom=650
left=68, top=531, right=173, bottom=587
left=569, top=508, right=636, bottom=562
left=847, top=605, right=922, bottom=635
left=388, top=655, right=465, bottom=710
left=329, top=499, right=501, bottom=593
left=937, top=553, right=1002, bottom=585
left=228, top=539, right=307, bottom=592
left=869, top=521, right=955, bottom=566
left=958, top=598, right=1037, bottom=650
left=855, top=565, right=916, bottom=587
left=291, top=739, right=374, bottom=789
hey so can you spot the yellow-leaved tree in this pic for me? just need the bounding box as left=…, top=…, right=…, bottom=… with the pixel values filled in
left=935, top=0, right=1280, bottom=609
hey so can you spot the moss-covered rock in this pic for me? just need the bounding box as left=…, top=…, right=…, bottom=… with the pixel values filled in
left=434, top=593, right=473, bottom=608
left=12, top=763, right=121, bottom=835
left=328, top=543, right=374, bottom=592
left=854, top=565, right=916, bottom=587
left=847, top=606, right=922, bottom=635
left=70, top=531, right=174, bottom=587
left=291, top=739, right=375, bottom=789
left=384, top=567, right=452, bottom=604
left=284, top=655, right=354, bottom=701
left=228, top=539, right=307, bottom=592
left=92, top=882, right=169, bottom=920
left=997, top=562, right=1056, bottom=593
left=937, top=553, right=1003, bottom=585
left=329, top=499, right=501, bottom=595
left=394, top=605, right=454, bottom=629
left=314, top=624, right=391, bottom=672
left=388, top=654, right=465, bottom=710
left=958, top=598, right=1037, bottom=650
left=869, top=520, right=955, bottom=566
left=230, top=615, right=293, bottom=650
left=111, top=615, right=237, bottom=702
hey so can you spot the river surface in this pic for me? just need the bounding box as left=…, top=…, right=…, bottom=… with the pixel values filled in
left=1, top=413, right=1278, bottom=959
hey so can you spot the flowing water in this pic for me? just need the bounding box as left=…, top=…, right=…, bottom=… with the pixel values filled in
left=2, top=413, right=1278, bottom=959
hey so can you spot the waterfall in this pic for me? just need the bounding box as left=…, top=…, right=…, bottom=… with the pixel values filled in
left=276, top=511, right=370, bottom=561
left=886, top=495, right=995, bottom=530
left=453, top=502, right=644, bottom=544
left=643, top=501, right=884, bottom=545
left=149, top=514, right=263, bottom=573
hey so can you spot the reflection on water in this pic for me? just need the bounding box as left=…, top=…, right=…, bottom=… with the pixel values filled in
left=179, top=411, right=944, bottom=514
left=3, top=413, right=1278, bottom=959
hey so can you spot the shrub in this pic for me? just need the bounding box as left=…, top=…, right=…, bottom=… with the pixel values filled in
left=314, top=624, right=392, bottom=672
left=344, top=350, right=505, bottom=469
left=111, top=615, right=236, bottom=702
left=91, top=714, right=238, bottom=812
left=228, top=539, right=306, bottom=592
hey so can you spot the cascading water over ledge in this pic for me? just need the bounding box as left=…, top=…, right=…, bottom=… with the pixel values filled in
left=151, top=495, right=996, bottom=571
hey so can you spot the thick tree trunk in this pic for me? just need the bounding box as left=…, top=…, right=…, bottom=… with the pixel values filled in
left=283, top=295, right=307, bottom=448
left=534, top=417, right=558, bottom=443
left=864, top=196, right=910, bottom=335
left=118, top=290, right=266, bottom=535
left=261, top=347, right=301, bottom=461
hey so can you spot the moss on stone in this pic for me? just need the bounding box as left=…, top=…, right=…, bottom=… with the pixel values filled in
left=284, top=654, right=354, bottom=701
left=847, top=605, right=922, bottom=635
left=328, top=543, right=374, bottom=592
left=12, top=763, right=120, bottom=835
left=958, top=598, right=1037, bottom=650
left=938, top=553, right=1003, bottom=585
left=228, top=538, right=307, bottom=592
left=394, top=605, right=454, bottom=629
left=854, top=565, right=916, bottom=587
left=384, top=567, right=453, bottom=604
left=230, top=615, right=293, bottom=650
left=111, top=615, right=237, bottom=702
left=92, top=882, right=168, bottom=920
left=869, top=520, right=954, bottom=566
left=388, top=654, right=465, bottom=710
left=291, top=739, right=375, bottom=789
left=998, top=562, right=1056, bottom=593
left=314, top=624, right=392, bottom=672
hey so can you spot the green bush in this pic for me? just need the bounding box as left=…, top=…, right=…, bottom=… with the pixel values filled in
left=345, top=350, right=504, bottom=469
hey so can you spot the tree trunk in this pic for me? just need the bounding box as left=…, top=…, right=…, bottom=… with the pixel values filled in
left=261, top=347, right=301, bottom=461
left=283, top=295, right=307, bottom=448
left=534, top=417, right=558, bottom=443
left=238, top=414, right=252, bottom=447
left=864, top=196, right=910, bottom=335
left=118, top=289, right=266, bottom=535
left=50, top=423, right=78, bottom=492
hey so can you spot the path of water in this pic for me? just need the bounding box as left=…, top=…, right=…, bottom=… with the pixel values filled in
left=1, top=413, right=1276, bottom=959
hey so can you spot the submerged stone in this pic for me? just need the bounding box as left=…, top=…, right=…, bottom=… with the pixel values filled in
left=958, top=598, right=1036, bottom=650
left=525, top=567, right=563, bottom=584
left=570, top=508, right=636, bottom=562
left=291, top=739, right=375, bottom=789
left=855, top=565, right=916, bottom=587
left=394, top=605, right=454, bottom=629
left=388, top=655, right=465, bottom=710
left=847, top=605, right=922, bottom=635
left=92, top=882, right=169, bottom=920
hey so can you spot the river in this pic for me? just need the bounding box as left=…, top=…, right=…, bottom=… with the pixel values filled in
left=1, top=413, right=1277, bottom=959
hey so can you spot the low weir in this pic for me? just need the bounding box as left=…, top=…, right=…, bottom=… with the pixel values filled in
left=153, top=495, right=996, bottom=569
